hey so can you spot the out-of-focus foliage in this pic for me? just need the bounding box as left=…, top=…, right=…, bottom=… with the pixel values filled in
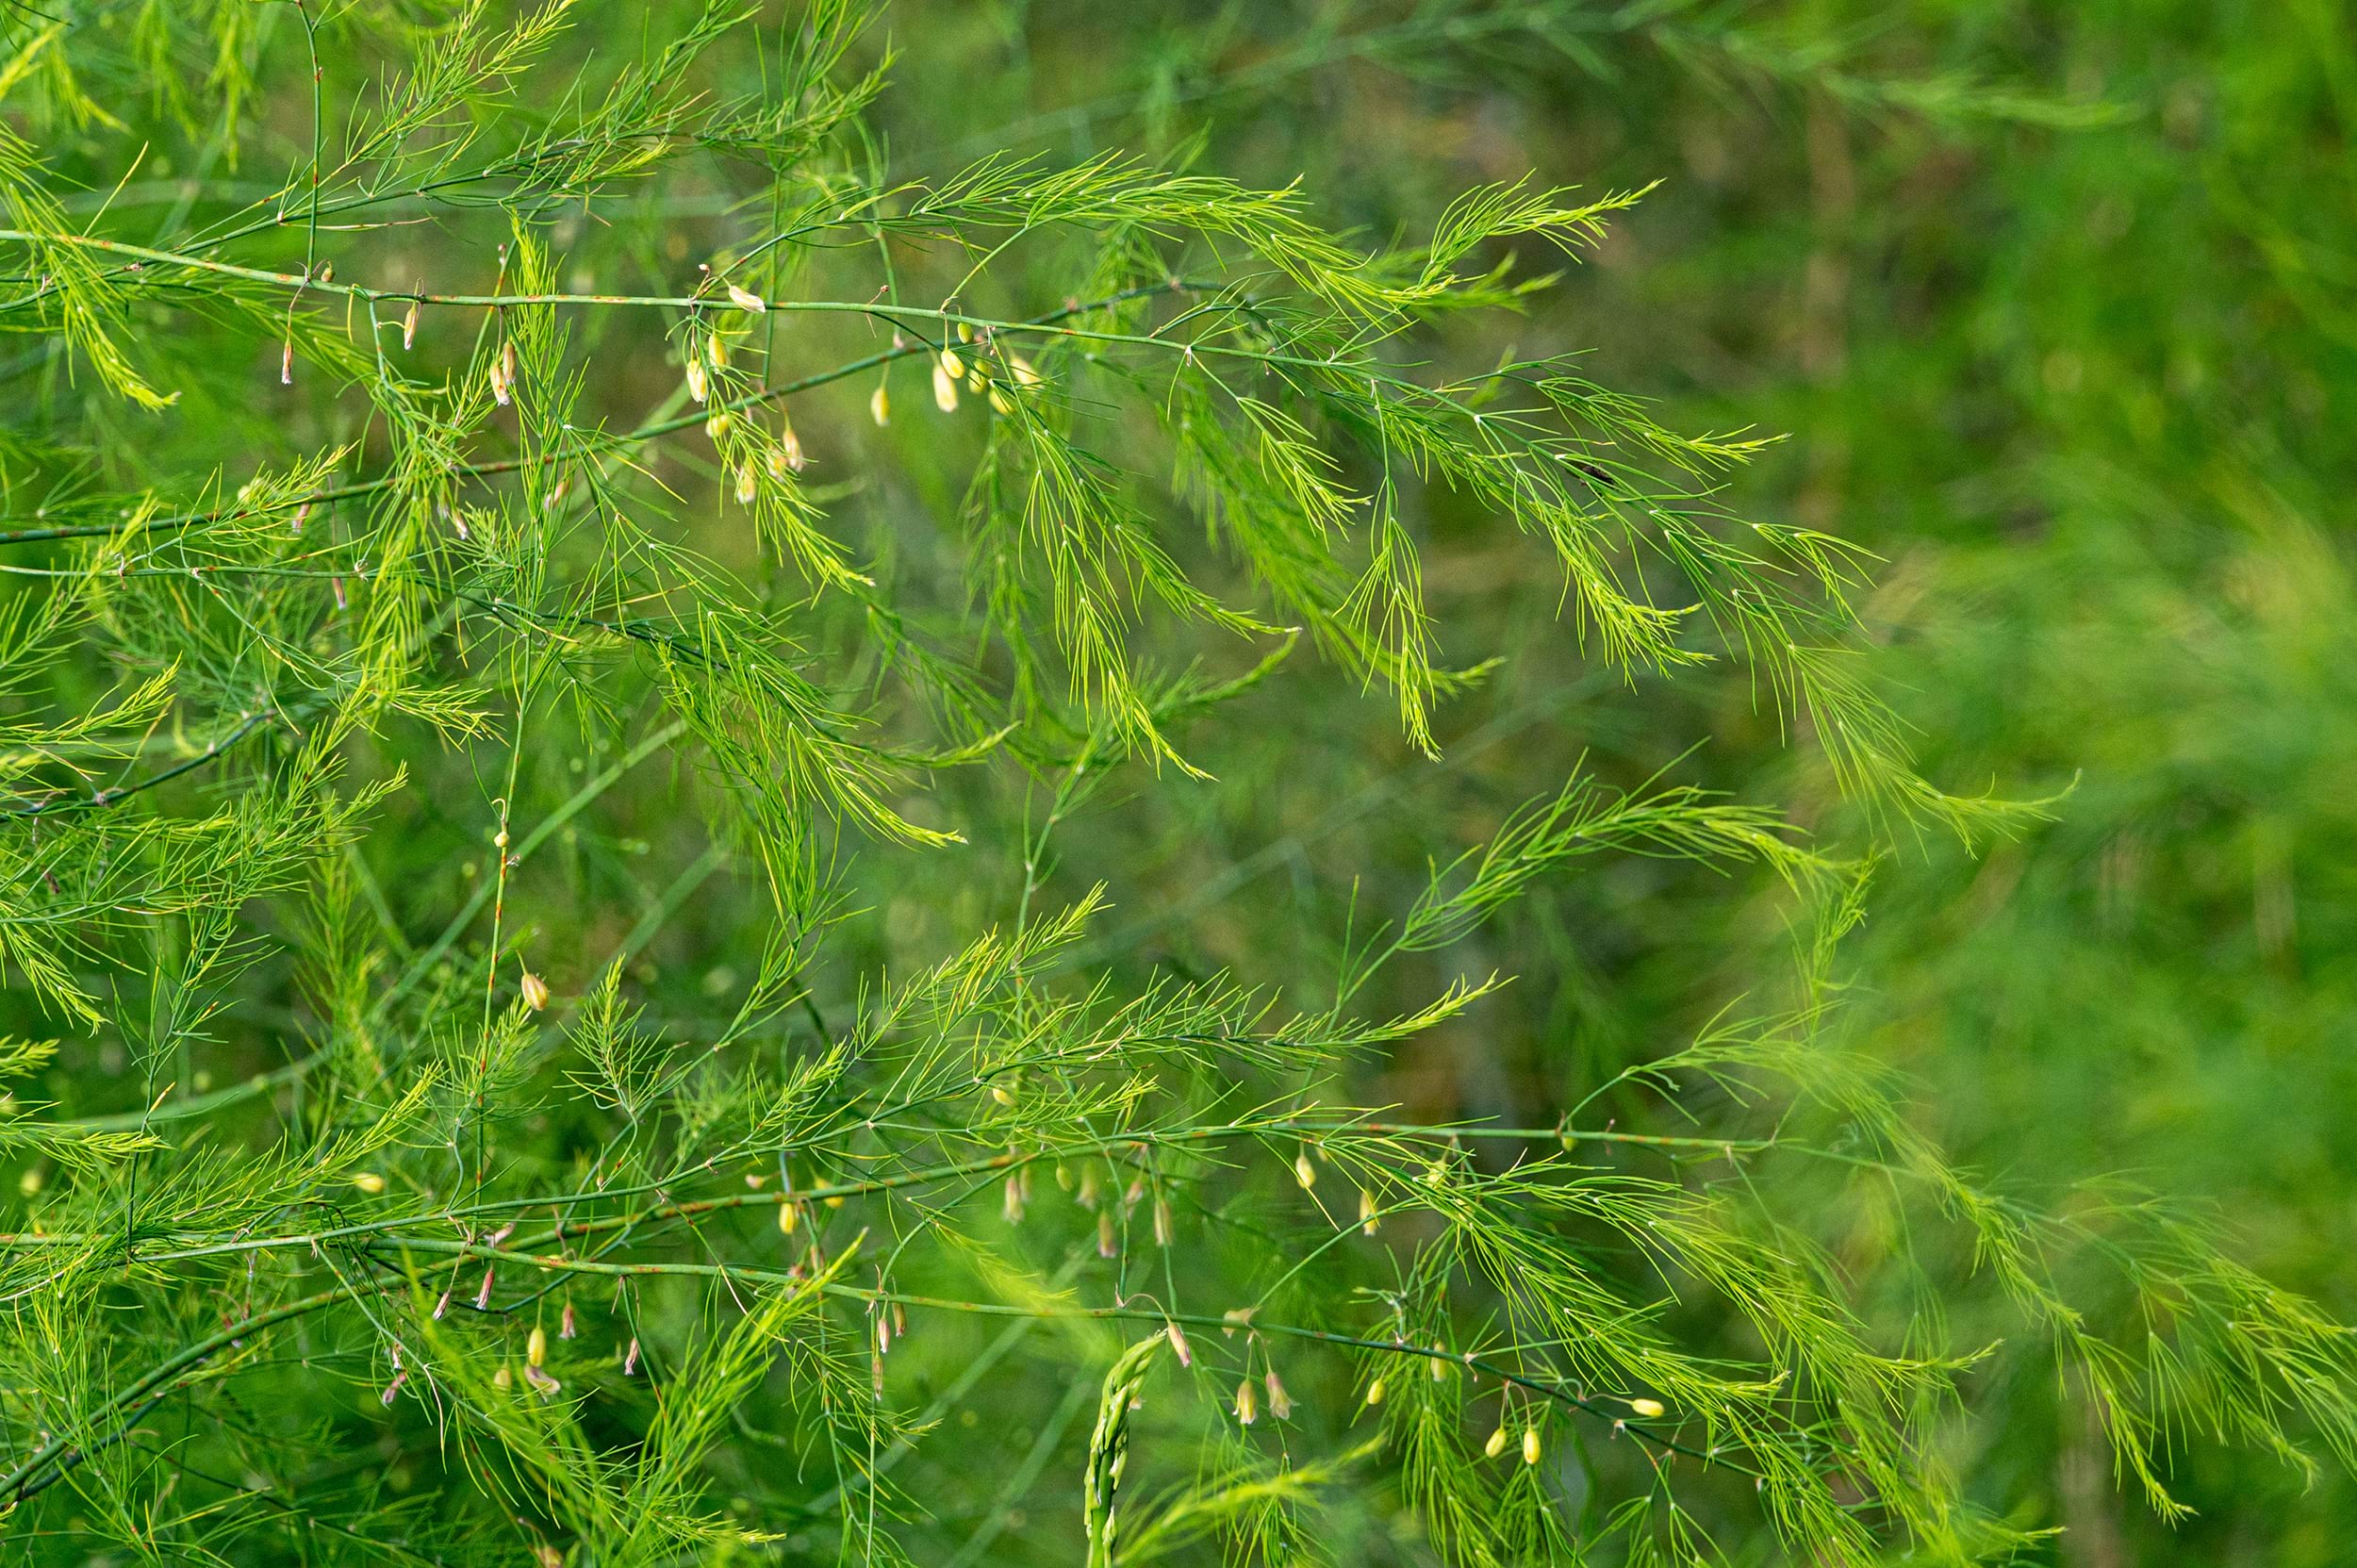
left=0, top=2, right=2348, bottom=1565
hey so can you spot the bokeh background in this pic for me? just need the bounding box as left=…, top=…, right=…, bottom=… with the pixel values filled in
left=855, top=5, right=2357, bottom=1559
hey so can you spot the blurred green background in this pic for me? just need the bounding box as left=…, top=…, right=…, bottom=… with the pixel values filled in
left=855, top=3, right=2357, bottom=1560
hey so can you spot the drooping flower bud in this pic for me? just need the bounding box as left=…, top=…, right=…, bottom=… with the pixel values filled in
left=1294, top=1148, right=1317, bottom=1190
left=1359, top=1188, right=1378, bottom=1235
left=726, top=284, right=766, bottom=314
left=778, top=414, right=804, bottom=472
left=1627, top=1397, right=1664, bottom=1419
left=869, top=384, right=890, bottom=425
left=779, top=1199, right=799, bottom=1236
left=1164, top=1322, right=1192, bottom=1366
left=1363, top=1377, right=1386, bottom=1407
left=527, top=1325, right=547, bottom=1368
left=492, top=1362, right=512, bottom=1390
left=1097, top=1208, right=1116, bottom=1259
left=560, top=1302, right=577, bottom=1341
left=1152, top=1195, right=1172, bottom=1246
left=402, top=301, right=420, bottom=350
left=706, top=409, right=734, bottom=442
left=684, top=355, right=709, bottom=404
left=474, top=1267, right=496, bottom=1310
left=1484, top=1426, right=1508, bottom=1459
left=1522, top=1428, right=1541, bottom=1465
left=1234, top=1378, right=1258, bottom=1425
left=1078, top=1165, right=1101, bottom=1210
left=1003, top=1174, right=1025, bottom=1225
left=1264, top=1369, right=1293, bottom=1419
left=931, top=357, right=960, bottom=412
left=352, top=1171, right=386, bottom=1195
left=1011, top=354, right=1042, bottom=388
left=706, top=333, right=730, bottom=371
left=622, top=1337, right=641, bottom=1376
left=519, top=971, right=550, bottom=1012
left=733, top=462, right=758, bottom=506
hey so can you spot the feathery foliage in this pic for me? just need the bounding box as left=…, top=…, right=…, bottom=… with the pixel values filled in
left=0, top=4, right=2346, bottom=1565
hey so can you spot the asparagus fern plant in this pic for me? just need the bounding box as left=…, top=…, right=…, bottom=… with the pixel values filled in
left=0, top=3, right=2347, bottom=1564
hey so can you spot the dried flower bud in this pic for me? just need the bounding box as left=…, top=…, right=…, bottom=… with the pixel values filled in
left=1522, top=1428, right=1541, bottom=1465
left=1152, top=1196, right=1172, bottom=1246
left=281, top=340, right=294, bottom=386
left=1484, top=1426, right=1508, bottom=1459
left=1264, top=1369, right=1293, bottom=1419
left=931, top=358, right=960, bottom=412
left=622, top=1337, right=641, bottom=1376
left=1077, top=1165, right=1102, bottom=1210
left=381, top=1370, right=407, bottom=1406
left=1359, top=1188, right=1378, bottom=1235
left=869, top=384, right=890, bottom=425
left=1097, top=1207, right=1116, bottom=1259
left=352, top=1171, right=386, bottom=1195
left=487, top=357, right=511, bottom=406
left=1294, top=1148, right=1317, bottom=1190
left=1164, top=1322, right=1192, bottom=1366
left=401, top=301, right=419, bottom=350
left=527, top=1325, right=547, bottom=1367
left=560, top=1302, right=577, bottom=1341
left=1234, top=1378, right=1258, bottom=1425
left=1627, top=1397, right=1664, bottom=1419
left=684, top=355, right=709, bottom=404
left=1003, top=1174, right=1026, bottom=1224
left=316, top=261, right=335, bottom=285
left=1222, top=1308, right=1254, bottom=1336
left=726, top=284, right=766, bottom=313
left=524, top=1363, right=560, bottom=1399
left=474, top=1267, right=495, bottom=1310
left=519, top=971, right=550, bottom=1012
left=433, top=1289, right=451, bottom=1320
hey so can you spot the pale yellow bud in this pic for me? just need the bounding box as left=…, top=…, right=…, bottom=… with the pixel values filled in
left=990, top=1083, right=1015, bottom=1107
left=1011, top=354, right=1042, bottom=388
left=401, top=301, right=419, bottom=350
left=931, top=359, right=960, bottom=412
left=1363, top=1377, right=1385, bottom=1407
left=527, top=1325, right=547, bottom=1368
left=1165, top=1322, right=1192, bottom=1366
left=1294, top=1149, right=1317, bottom=1190
left=733, top=462, right=758, bottom=505
left=1003, top=1174, right=1025, bottom=1224
left=778, top=1200, right=799, bottom=1235
left=493, top=1362, right=512, bottom=1390
left=870, top=384, right=890, bottom=425
left=519, top=971, right=550, bottom=1012
left=1097, top=1207, right=1116, bottom=1258
left=778, top=416, right=805, bottom=472
left=939, top=349, right=964, bottom=380
left=706, top=409, right=734, bottom=441
left=1264, top=1369, right=1293, bottom=1419
left=684, top=356, right=709, bottom=403
left=1484, top=1426, right=1508, bottom=1459
left=1627, top=1397, right=1664, bottom=1419
left=706, top=333, right=730, bottom=371
left=1152, top=1196, right=1172, bottom=1246
left=1359, top=1188, right=1378, bottom=1235
left=956, top=322, right=975, bottom=343
left=1234, top=1378, right=1258, bottom=1425
left=726, top=284, right=766, bottom=314
left=352, top=1171, right=387, bottom=1196
left=989, top=387, right=1014, bottom=416
left=1522, top=1428, right=1541, bottom=1465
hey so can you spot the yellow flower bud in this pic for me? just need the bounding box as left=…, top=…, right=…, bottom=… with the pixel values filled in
left=1234, top=1378, right=1258, bottom=1425
left=1627, top=1397, right=1664, bottom=1419
left=939, top=349, right=964, bottom=380
left=733, top=462, right=758, bottom=505
left=706, top=333, right=730, bottom=371
left=401, top=301, right=419, bottom=350
left=706, top=409, right=733, bottom=441
left=1522, top=1428, right=1541, bottom=1465
left=931, top=359, right=960, bottom=412
left=1294, top=1149, right=1317, bottom=1190
left=778, top=1200, right=799, bottom=1235
left=684, top=356, right=709, bottom=404
left=726, top=284, right=766, bottom=313
left=1363, top=1377, right=1385, bottom=1407
left=527, top=1325, right=547, bottom=1368
left=1359, top=1188, right=1378, bottom=1235
left=870, top=384, right=890, bottom=425
left=519, top=971, right=550, bottom=1012
left=1264, top=1369, right=1293, bottom=1419
left=352, top=1171, right=387, bottom=1195
left=1484, top=1426, right=1508, bottom=1459
left=1011, top=354, right=1041, bottom=388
